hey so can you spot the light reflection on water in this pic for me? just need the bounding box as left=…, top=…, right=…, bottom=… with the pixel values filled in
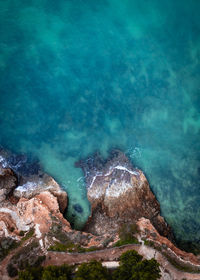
left=0, top=0, right=200, bottom=242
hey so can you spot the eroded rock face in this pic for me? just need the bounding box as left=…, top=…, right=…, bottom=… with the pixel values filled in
left=77, top=150, right=173, bottom=240
left=13, top=174, right=68, bottom=214
left=0, top=152, right=69, bottom=242
left=0, top=191, right=70, bottom=239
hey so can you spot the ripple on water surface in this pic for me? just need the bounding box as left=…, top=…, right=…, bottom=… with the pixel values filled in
left=0, top=0, right=200, bottom=241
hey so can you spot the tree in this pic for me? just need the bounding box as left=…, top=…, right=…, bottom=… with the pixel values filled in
left=112, top=250, right=161, bottom=280
left=41, top=264, right=72, bottom=280
left=113, top=250, right=143, bottom=280
left=17, top=266, right=43, bottom=280
left=131, top=258, right=161, bottom=280
left=75, top=260, right=110, bottom=280
left=18, top=270, right=34, bottom=280
left=17, top=264, right=72, bottom=280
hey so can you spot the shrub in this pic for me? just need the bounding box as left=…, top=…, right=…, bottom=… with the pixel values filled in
left=119, top=223, right=139, bottom=240
left=48, top=242, right=73, bottom=252
left=0, top=237, right=19, bottom=261
left=21, top=228, right=35, bottom=242
left=114, top=223, right=140, bottom=247
left=75, top=260, right=110, bottom=280
left=7, top=263, right=18, bottom=277
left=48, top=241, right=99, bottom=253
left=144, top=239, right=155, bottom=247
left=19, top=231, right=25, bottom=236
left=114, top=236, right=139, bottom=247
left=18, top=267, right=43, bottom=280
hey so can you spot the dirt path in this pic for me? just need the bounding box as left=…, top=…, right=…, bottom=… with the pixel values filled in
left=45, top=244, right=200, bottom=280
left=1, top=243, right=200, bottom=280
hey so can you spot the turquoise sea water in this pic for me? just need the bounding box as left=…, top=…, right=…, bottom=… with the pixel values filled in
left=0, top=0, right=200, bottom=244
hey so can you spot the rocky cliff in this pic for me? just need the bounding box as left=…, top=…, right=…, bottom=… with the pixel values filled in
left=76, top=150, right=173, bottom=240
left=0, top=149, right=200, bottom=280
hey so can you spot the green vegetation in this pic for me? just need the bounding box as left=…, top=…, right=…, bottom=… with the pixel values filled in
left=11, top=240, right=39, bottom=265
left=114, top=223, right=140, bottom=247
left=75, top=260, right=110, bottom=280
left=48, top=241, right=98, bottom=253
left=48, top=242, right=73, bottom=252
left=7, top=240, right=46, bottom=277
left=21, top=228, right=35, bottom=242
left=114, top=236, right=139, bottom=247
left=144, top=239, right=155, bottom=247
left=113, top=250, right=161, bottom=280
left=0, top=228, right=35, bottom=262
left=48, top=222, right=71, bottom=244
left=0, top=237, right=18, bottom=261
left=17, top=264, right=72, bottom=280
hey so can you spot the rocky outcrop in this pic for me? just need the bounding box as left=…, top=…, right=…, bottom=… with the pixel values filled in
left=0, top=149, right=68, bottom=214
left=77, top=150, right=173, bottom=240
left=0, top=152, right=112, bottom=255
left=0, top=190, right=70, bottom=240
left=1, top=149, right=200, bottom=280
left=0, top=152, right=69, bottom=242
left=137, top=217, right=200, bottom=269
left=13, top=174, right=68, bottom=214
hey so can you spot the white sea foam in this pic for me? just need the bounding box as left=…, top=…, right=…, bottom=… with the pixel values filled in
left=0, top=155, right=4, bottom=162
left=89, top=165, right=139, bottom=190
left=114, top=165, right=139, bottom=176
left=16, top=181, right=39, bottom=192
left=16, top=181, right=43, bottom=192
left=0, top=155, right=7, bottom=168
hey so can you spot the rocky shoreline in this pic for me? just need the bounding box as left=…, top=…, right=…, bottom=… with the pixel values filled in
left=0, top=148, right=200, bottom=279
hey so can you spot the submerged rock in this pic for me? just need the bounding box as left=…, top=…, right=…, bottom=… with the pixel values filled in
left=73, top=204, right=83, bottom=213
left=0, top=167, right=17, bottom=203
left=78, top=150, right=173, bottom=240
left=0, top=148, right=40, bottom=177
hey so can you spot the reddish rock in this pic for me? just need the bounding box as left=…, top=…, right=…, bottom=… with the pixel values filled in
left=13, top=173, right=68, bottom=214
left=137, top=217, right=200, bottom=265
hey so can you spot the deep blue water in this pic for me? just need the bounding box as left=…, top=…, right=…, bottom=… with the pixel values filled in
left=0, top=0, right=200, bottom=243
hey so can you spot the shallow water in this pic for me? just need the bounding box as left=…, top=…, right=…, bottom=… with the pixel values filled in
left=0, top=0, right=200, bottom=242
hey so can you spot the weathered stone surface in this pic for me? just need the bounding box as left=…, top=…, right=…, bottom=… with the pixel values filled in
left=0, top=190, right=71, bottom=240
left=77, top=150, right=173, bottom=240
